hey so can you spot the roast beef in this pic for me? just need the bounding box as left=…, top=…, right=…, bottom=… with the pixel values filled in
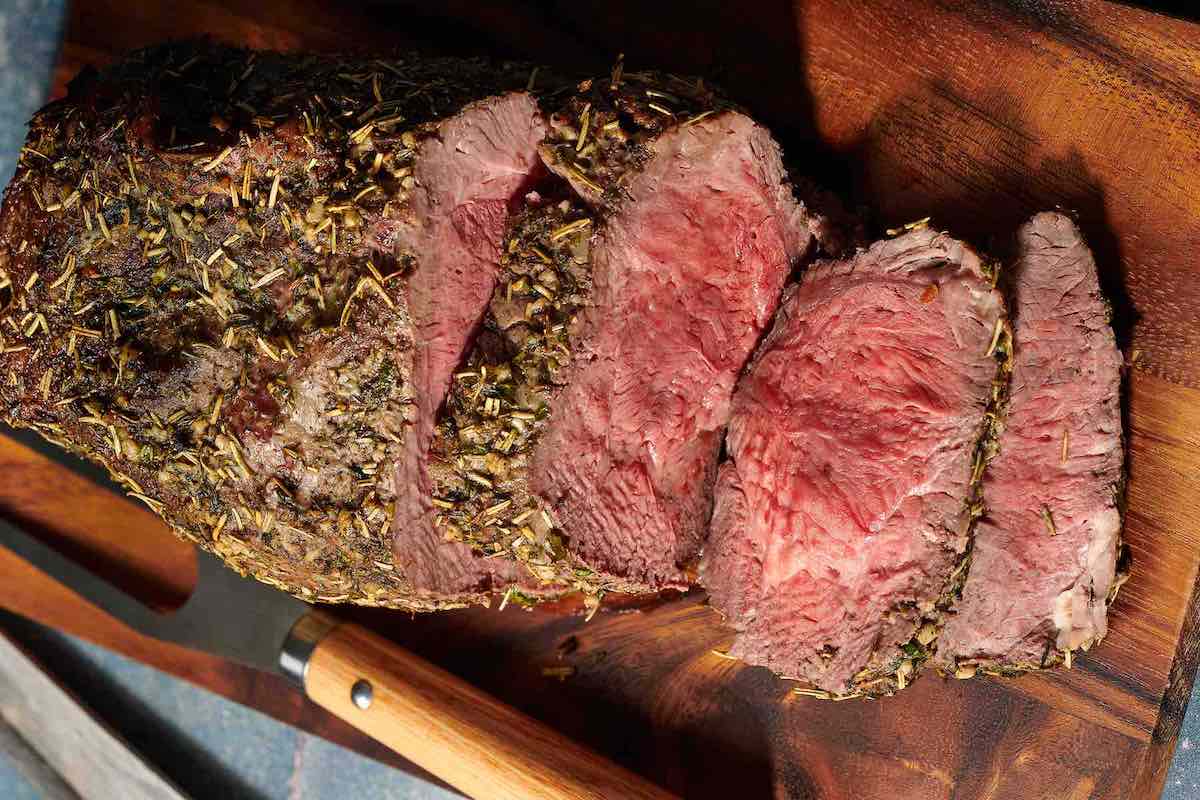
left=0, top=43, right=545, bottom=608
left=934, top=212, right=1124, bottom=673
left=387, top=92, right=550, bottom=601
left=421, top=75, right=820, bottom=599
left=701, top=228, right=1006, bottom=695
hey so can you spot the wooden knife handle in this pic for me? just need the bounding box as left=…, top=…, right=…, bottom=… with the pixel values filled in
left=302, top=621, right=677, bottom=800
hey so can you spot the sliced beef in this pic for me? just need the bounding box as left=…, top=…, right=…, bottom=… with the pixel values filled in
left=422, top=76, right=819, bottom=598
left=536, top=110, right=815, bottom=592
left=388, top=92, right=551, bottom=600
left=701, top=228, right=1005, bottom=695
left=424, top=198, right=596, bottom=595
left=934, top=212, right=1124, bottom=673
left=0, top=42, right=543, bottom=608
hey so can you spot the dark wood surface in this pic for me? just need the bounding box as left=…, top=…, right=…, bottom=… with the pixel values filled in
left=2, top=1, right=1199, bottom=797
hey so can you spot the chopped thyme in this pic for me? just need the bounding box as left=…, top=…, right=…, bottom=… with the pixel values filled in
left=1042, top=505, right=1058, bottom=536
left=0, top=43, right=549, bottom=612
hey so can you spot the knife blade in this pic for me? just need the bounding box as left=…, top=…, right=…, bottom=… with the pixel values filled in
left=0, top=513, right=676, bottom=800
left=0, top=516, right=309, bottom=677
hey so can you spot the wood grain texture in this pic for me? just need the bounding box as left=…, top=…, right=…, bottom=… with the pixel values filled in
left=0, top=631, right=189, bottom=800
left=0, top=0, right=1196, bottom=798
left=0, top=434, right=194, bottom=609
left=306, top=623, right=676, bottom=800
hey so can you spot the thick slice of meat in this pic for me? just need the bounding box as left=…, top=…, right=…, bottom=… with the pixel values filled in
left=388, top=93, right=550, bottom=599
left=533, top=111, right=812, bottom=591
left=934, top=212, right=1124, bottom=673
left=0, top=42, right=543, bottom=608
left=702, top=228, right=1005, bottom=695
left=422, top=74, right=818, bottom=599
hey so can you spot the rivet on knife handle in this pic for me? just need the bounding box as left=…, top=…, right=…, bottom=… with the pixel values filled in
left=351, top=679, right=374, bottom=710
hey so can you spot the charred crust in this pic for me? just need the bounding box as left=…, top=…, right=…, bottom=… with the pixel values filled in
left=0, top=42, right=538, bottom=609
left=428, top=198, right=603, bottom=601
left=538, top=66, right=732, bottom=207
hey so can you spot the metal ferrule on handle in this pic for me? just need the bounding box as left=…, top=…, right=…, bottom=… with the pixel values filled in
left=279, top=611, right=339, bottom=687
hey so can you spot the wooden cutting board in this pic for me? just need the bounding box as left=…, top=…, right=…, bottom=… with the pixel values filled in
left=3, top=1, right=1199, bottom=797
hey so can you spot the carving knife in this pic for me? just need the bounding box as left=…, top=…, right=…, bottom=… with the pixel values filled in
left=0, top=516, right=676, bottom=800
